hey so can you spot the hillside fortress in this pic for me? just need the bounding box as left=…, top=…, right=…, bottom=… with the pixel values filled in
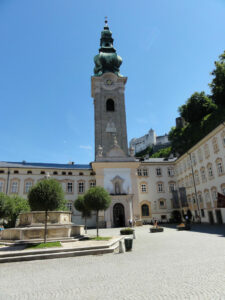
left=0, top=21, right=225, bottom=227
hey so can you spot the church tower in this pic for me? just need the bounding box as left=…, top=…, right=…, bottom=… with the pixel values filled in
left=91, top=20, right=129, bottom=160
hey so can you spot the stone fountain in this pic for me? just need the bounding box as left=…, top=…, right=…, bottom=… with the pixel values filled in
left=0, top=211, right=84, bottom=243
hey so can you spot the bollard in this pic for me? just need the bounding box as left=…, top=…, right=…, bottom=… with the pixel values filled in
left=119, top=240, right=125, bottom=253
left=133, top=230, right=136, bottom=239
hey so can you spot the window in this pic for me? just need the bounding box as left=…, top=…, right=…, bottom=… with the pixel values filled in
left=216, top=158, right=224, bottom=176
left=67, top=182, right=73, bottom=193
left=185, top=176, right=189, bottom=187
left=53, top=171, right=58, bottom=175
left=204, top=144, right=210, bottom=159
left=0, top=181, right=4, bottom=193
left=157, top=182, right=164, bottom=192
left=192, top=195, right=196, bottom=203
left=25, top=181, right=32, bottom=194
left=68, top=172, right=73, bottom=175
left=207, top=163, right=214, bottom=179
left=141, top=204, right=149, bottom=216
left=66, top=202, right=72, bottom=212
left=191, top=153, right=196, bottom=165
left=198, top=193, right=203, bottom=203
left=204, top=190, right=210, bottom=203
left=90, top=171, right=96, bottom=176
left=0, top=170, right=5, bottom=174
left=212, top=137, right=219, bottom=153
left=141, top=184, right=147, bottom=193
left=137, top=169, right=142, bottom=176
left=169, top=182, right=175, bottom=192
left=89, top=180, right=96, bottom=188
left=11, top=181, right=18, bottom=193
left=40, top=171, right=45, bottom=175
left=189, top=174, right=193, bottom=187
left=221, top=131, right=225, bottom=147
left=194, top=171, right=200, bottom=185
left=211, top=188, right=217, bottom=202
left=79, top=172, right=83, bottom=176
left=143, top=169, right=148, bottom=177
left=27, top=170, right=32, bottom=174
left=201, top=209, right=205, bottom=217
left=106, top=99, right=115, bottom=112
left=159, top=199, right=165, bottom=208
left=156, top=168, right=162, bottom=176
left=168, top=167, right=174, bottom=177
left=78, top=182, right=85, bottom=193
left=14, top=170, right=19, bottom=174
left=197, top=148, right=203, bottom=163
left=62, top=171, right=66, bottom=175
left=200, top=167, right=206, bottom=182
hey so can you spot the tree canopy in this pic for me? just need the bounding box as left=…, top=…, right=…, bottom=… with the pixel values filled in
left=74, top=195, right=91, bottom=233
left=28, top=178, right=65, bottom=212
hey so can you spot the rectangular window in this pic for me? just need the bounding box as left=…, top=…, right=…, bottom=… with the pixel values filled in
left=66, top=202, right=72, bottom=211
left=11, top=182, right=18, bottom=193
left=168, top=168, right=174, bottom=176
left=141, top=184, right=147, bottom=192
left=217, top=162, right=223, bottom=175
left=137, top=169, right=142, bottom=176
left=201, top=209, right=205, bottom=217
left=78, top=182, right=85, bottom=193
left=169, top=183, right=175, bottom=192
left=143, top=169, right=148, bottom=176
left=25, top=181, right=32, bottom=194
left=90, top=181, right=96, bottom=188
left=208, top=167, right=213, bottom=178
left=156, top=168, right=162, bottom=176
left=159, top=200, right=165, bottom=207
left=67, top=182, right=73, bottom=193
left=158, top=183, right=163, bottom=192
left=0, top=181, right=3, bottom=193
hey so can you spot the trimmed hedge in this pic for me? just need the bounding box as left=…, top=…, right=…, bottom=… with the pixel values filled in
left=120, top=228, right=134, bottom=235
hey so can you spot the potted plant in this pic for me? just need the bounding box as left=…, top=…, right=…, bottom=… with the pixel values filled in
left=120, top=228, right=134, bottom=235
left=150, top=221, right=164, bottom=233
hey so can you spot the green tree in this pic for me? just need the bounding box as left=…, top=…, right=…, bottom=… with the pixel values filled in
left=0, top=193, right=7, bottom=221
left=74, top=196, right=91, bottom=234
left=210, top=51, right=225, bottom=106
left=84, top=187, right=111, bottom=237
left=1, top=195, right=30, bottom=228
left=150, top=147, right=172, bottom=158
left=178, top=92, right=216, bottom=123
left=28, top=178, right=65, bottom=243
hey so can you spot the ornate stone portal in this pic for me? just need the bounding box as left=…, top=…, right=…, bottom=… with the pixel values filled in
left=1, top=211, right=84, bottom=242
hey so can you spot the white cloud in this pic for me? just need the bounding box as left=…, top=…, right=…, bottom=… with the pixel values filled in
left=79, top=145, right=92, bottom=150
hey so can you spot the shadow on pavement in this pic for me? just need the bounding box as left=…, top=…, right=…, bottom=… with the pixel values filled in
left=161, top=223, right=225, bottom=237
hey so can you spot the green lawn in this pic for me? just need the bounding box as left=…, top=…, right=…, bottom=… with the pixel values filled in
left=26, top=241, right=62, bottom=249
left=89, top=236, right=112, bottom=241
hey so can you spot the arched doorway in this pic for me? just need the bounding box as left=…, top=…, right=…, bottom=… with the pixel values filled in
left=113, top=203, right=125, bottom=227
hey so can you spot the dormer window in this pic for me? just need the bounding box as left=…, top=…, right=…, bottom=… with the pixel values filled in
left=40, top=171, right=45, bottom=175
left=68, top=172, right=72, bottom=176
left=79, top=172, right=83, bottom=176
left=53, top=171, right=58, bottom=175
left=27, top=170, right=32, bottom=174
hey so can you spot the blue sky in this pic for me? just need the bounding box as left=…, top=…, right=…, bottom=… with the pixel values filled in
left=0, top=0, right=225, bottom=164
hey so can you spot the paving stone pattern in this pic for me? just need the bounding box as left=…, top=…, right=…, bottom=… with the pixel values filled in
left=0, top=225, right=225, bottom=300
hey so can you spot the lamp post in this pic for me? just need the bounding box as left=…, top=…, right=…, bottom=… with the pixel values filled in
left=188, top=152, right=201, bottom=223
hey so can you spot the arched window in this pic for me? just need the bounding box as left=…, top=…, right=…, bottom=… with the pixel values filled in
left=115, top=182, right=121, bottom=194
left=142, top=204, right=149, bottom=216
left=106, top=99, right=115, bottom=111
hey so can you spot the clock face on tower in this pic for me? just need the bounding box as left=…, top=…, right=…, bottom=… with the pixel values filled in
left=106, top=79, right=113, bottom=85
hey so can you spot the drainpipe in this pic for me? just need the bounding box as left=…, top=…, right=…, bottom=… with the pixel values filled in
left=188, top=152, right=201, bottom=222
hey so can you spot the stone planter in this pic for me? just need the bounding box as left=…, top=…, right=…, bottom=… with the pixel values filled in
left=177, top=224, right=191, bottom=231
left=150, top=227, right=164, bottom=233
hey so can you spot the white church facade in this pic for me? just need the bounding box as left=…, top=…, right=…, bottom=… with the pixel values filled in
left=0, top=21, right=225, bottom=227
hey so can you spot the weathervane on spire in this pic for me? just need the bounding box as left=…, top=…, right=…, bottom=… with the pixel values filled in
left=104, top=16, right=109, bottom=28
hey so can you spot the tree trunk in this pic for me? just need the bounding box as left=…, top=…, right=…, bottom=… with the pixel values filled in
left=85, top=216, right=87, bottom=234
left=96, top=210, right=99, bottom=237
left=44, top=210, right=48, bottom=244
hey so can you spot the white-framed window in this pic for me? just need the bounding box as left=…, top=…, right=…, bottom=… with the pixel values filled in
left=157, top=183, right=164, bottom=192
left=159, top=199, right=166, bottom=208
left=207, top=164, right=213, bottom=178
left=156, top=168, right=162, bottom=176
left=194, top=171, right=200, bottom=185
left=216, top=159, right=224, bottom=175
left=204, top=191, right=210, bottom=203
left=25, top=181, right=33, bottom=194
left=78, top=182, right=85, bottom=194
left=198, top=193, right=203, bottom=203
left=67, top=182, right=73, bottom=193
left=11, top=181, right=18, bottom=193
left=168, top=167, right=174, bottom=177
left=211, top=188, right=217, bottom=201
left=169, top=183, right=175, bottom=192
left=0, top=181, right=3, bottom=193
left=143, top=169, right=148, bottom=177
left=192, top=195, right=196, bottom=203
left=66, top=202, right=72, bottom=211
left=212, top=137, right=219, bottom=153
left=89, top=180, right=96, bottom=188
left=137, top=169, right=142, bottom=176
left=200, top=168, right=206, bottom=182
left=141, top=184, right=147, bottom=193
left=204, top=144, right=210, bottom=159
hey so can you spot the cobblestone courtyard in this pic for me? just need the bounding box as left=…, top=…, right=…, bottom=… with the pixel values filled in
left=0, top=225, right=225, bottom=300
